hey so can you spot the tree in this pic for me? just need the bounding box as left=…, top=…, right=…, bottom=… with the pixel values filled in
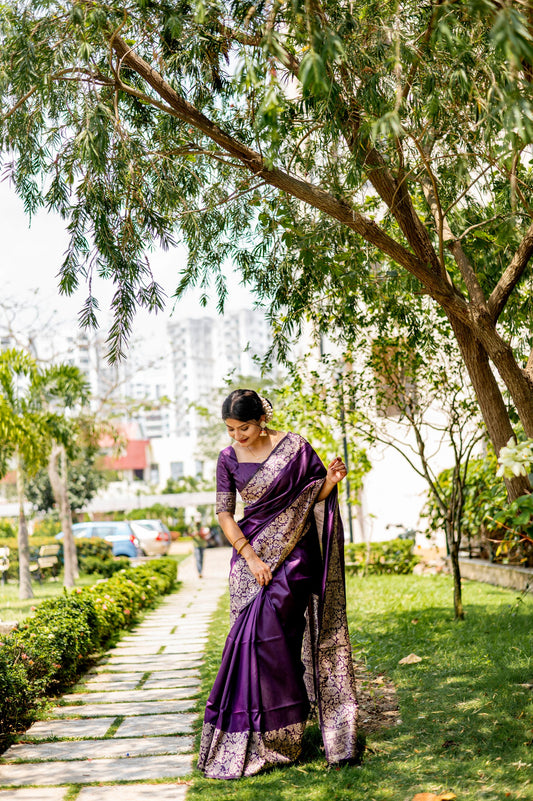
left=26, top=437, right=106, bottom=515
left=341, top=329, right=485, bottom=619
left=37, top=364, right=91, bottom=586
left=0, top=350, right=65, bottom=598
left=1, top=1, right=533, bottom=499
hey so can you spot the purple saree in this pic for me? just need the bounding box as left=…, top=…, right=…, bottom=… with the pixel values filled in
left=197, top=432, right=358, bottom=779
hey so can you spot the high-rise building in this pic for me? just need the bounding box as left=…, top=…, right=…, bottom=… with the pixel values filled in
left=168, top=308, right=273, bottom=441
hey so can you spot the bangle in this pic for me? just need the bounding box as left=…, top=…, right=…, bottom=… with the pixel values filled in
left=236, top=539, right=249, bottom=556
left=233, top=536, right=246, bottom=550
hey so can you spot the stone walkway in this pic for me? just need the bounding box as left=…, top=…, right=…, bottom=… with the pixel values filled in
left=0, top=548, right=231, bottom=801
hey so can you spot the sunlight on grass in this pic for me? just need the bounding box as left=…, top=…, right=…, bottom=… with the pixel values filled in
left=190, top=573, right=533, bottom=801
left=0, top=575, right=96, bottom=622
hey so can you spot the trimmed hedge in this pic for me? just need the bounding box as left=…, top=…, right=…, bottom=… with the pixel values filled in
left=0, top=558, right=177, bottom=745
left=76, top=539, right=130, bottom=576
left=344, top=538, right=419, bottom=575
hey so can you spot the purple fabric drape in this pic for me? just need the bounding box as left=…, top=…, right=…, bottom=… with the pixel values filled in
left=198, top=432, right=358, bottom=779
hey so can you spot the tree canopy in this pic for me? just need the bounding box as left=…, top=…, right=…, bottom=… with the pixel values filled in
left=1, top=0, right=533, bottom=495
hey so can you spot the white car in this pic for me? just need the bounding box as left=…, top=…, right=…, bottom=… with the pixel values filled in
left=130, top=519, right=172, bottom=556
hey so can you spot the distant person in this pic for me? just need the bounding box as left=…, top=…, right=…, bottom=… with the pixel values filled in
left=192, top=523, right=209, bottom=578
left=197, top=389, right=358, bottom=779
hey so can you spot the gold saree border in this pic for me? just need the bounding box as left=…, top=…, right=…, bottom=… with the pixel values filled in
left=198, top=720, right=305, bottom=779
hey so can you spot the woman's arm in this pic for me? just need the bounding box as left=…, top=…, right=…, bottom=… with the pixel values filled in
left=317, top=457, right=348, bottom=502
left=217, top=511, right=273, bottom=586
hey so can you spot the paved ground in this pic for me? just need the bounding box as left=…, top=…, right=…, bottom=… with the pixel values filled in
left=0, top=548, right=231, bottom=801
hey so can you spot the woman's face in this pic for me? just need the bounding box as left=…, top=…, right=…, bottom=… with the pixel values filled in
left=225, top=417, right=265, bottom=447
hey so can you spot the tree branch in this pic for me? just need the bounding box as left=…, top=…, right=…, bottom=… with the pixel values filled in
left=415, top=142, right=488, bottom=308
left=109, top=33, right=465, bottom=311
left=488, top=219, right=533, bottom=321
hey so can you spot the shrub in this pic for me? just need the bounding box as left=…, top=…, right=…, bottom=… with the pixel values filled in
left=81, top=556, right=130, bottom=577
left=32, top=516, right=62, bottom=538
left=0, top=520, right=16, bottom=539
left=344, top=539, right=419, bottom=575
left=76, top=538, right=113, bottom=560
left=0, top=558, right=178, bottom=746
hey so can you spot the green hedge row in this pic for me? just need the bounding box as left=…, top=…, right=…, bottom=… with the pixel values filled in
left=0, top=538, right=129, bottom=580
left=344, top=538, right=419, bottom=575
left=0, top=558, right=178, bottom=745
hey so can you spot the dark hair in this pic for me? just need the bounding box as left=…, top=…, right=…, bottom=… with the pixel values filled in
left=221, top=389, right=270, bottom=422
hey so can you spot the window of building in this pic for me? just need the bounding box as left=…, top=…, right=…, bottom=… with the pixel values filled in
left=170, top=461, right=185, bottom=479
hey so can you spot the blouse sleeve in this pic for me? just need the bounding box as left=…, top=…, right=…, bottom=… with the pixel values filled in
left=215, top=451, right=237, bottom=515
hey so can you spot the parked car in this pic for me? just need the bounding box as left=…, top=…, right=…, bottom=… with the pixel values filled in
left=56, top=522, right=143, bottom=559
left=129, top=519, right=172, bottom=556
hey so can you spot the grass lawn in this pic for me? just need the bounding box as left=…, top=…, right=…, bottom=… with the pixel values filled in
left=190, top=574, right=533, bottom=801
left=0, top=574, right=96, bottom=623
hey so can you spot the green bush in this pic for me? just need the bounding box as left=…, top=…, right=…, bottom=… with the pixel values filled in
left=344, top=538, right=419, bottom=575
left=0, top=519, right=16, bottom=539
left=82, top=555, right=130, bottom=577
left=76, top=538, right=113, bottom=560
left=76, top=539, right=129, bottom=577
left=490, top=493, right=533, bottom=566
left=0, top=558, right=178, bottom=745
left=32, top=516, right=62, bottom=538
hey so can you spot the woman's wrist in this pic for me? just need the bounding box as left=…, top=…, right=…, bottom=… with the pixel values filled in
left=242, top=542, right=256, bottom=560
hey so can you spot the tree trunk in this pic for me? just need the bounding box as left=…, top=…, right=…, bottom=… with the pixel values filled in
left=449, top=539, right=464, bottom=621
left=48, top=443, right=78, bottom=587
left=450, top=316, right=532, bottom=500
left=16, top=452, right=33, bottom=600
left=487, top=343, right=533, bottom=439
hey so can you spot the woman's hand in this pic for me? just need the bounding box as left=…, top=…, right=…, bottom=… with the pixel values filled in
left=326, top=457, right=347, bottom=484
left=244, top=550, right=273, bottom=587
left=317, top=457, right=348, bottom=502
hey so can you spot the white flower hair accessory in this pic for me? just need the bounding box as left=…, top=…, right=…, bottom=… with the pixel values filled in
left=260, top=396, right=274, bottom=422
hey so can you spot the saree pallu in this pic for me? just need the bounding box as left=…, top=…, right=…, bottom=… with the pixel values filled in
left=197, top=432, right=358, bottom=779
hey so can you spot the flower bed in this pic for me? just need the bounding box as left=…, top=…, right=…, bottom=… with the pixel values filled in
left=0, top=558, right=177, bottom=747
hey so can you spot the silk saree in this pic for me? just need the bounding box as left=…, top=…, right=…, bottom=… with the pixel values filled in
left=197, top=432, right=358, bottom=779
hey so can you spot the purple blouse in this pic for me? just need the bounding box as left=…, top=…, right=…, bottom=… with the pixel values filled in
left=215, top=438, right=292, bottom=514
left=215, top=445, right=266, bottom=514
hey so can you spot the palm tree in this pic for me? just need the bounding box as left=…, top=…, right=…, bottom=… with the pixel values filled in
left=38, top=364, right=91, bottom=587
left=0, top=350, right=61, bottom=598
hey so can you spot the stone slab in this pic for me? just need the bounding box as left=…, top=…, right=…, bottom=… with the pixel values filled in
left=24, top=718, right=115, bottom=740
left=114, top=713, right=195, bottom=737
left=53, top=700, right=194, bottom=718
left=82, top=680, right=141, bottom=692
left=0, top=754, right=193, bottom=786
left=85, top=671, right=144, bottom=681
left=104, top=651, right=201, bottom=664
left=77, top=784, right=188, bottom=801
left=106, top=646, right=165, bottom=656
left=0, top=789, right=67, bottom=800
left=160, top=643, right=205, bottom=655
left=143, top=676, right=200, bottom=690
left=3, top=735, right=193, bottom=763
left=62, top=687, right=197, bottom=704
left=92, top=659, right=201, bottom=674
left=113, top=637, right=207, bottom=649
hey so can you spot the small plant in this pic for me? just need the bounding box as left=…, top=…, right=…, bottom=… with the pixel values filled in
left=344, top=539, right=419, bottom=575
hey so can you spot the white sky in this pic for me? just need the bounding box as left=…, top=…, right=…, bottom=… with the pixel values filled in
left=0, top=178, right=256, bottom=361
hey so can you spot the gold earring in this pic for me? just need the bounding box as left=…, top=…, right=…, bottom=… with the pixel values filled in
left=260, top=422, right=268, bottom=437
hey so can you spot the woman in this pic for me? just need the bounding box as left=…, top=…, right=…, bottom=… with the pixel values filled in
left=197, top=389, right=358, bottom=779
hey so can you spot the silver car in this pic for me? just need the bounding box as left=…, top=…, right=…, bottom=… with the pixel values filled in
left=129, top=519, right=172, bottom=556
